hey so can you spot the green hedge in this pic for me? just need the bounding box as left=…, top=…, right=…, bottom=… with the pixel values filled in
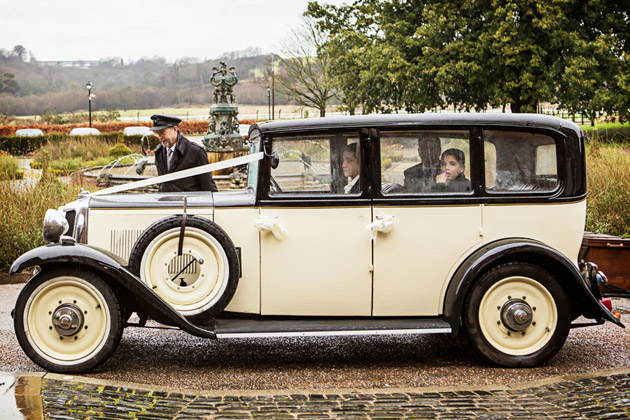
left=583, top=123, right=630, bottom=144
left=0, top=132, right=159, bottom=155
left=0, top=136, right=47, bottom=155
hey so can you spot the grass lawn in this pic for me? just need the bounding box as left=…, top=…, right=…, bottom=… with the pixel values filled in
left=117, top=104, right=337, bottom=120
left=118, top=107, right=209, bottom=118
left=581, top=121, right=630, bottom=143
left=581, top=121, right=630, bottom=131
left=12, top=104, right=337, bottom=122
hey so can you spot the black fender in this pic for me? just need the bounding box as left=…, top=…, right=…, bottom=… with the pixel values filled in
left=10, top=242, right=216, bottom=339
left=443, top=238, right=624, bottom=334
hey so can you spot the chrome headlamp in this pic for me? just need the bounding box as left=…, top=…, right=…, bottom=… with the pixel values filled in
left=43, top=209, right=69, bottom=243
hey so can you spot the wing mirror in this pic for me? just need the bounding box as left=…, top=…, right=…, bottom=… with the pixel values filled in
left=270, top=152, right=280, bottom=169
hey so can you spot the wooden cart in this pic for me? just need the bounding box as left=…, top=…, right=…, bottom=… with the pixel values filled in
left=582, top=232, right=630, bottom=297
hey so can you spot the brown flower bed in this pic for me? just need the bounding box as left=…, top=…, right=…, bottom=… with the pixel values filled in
left=0, top=119, right=264, bottom=136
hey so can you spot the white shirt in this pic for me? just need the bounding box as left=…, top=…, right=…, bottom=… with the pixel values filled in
left=344, top=175, right=359, bottom=193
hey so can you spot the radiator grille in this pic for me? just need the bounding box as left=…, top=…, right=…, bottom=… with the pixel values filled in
left=110, top=229, right=199, bottom=275
left=110, top=228, right=143, bottom=261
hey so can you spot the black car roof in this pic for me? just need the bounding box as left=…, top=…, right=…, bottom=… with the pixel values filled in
left=249, top=113, right=582, bottom=137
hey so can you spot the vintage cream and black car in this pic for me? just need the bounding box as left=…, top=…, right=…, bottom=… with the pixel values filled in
left=10, top=114, right=623, bottom=373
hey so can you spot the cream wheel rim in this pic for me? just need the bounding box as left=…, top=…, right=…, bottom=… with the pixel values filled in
left=140, top=227, right=229, bottom=316
left=24, top=277, right=111, bottom=365
left=478, top=276, right=557, bottom=356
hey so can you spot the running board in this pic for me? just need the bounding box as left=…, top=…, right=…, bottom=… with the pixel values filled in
left=213, top=317, right=452, bottom=339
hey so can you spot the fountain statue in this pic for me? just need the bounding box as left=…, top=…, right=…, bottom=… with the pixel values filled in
left=77, top=62, right=250, bottom=191
left=202, top=62, right=249, bottom=164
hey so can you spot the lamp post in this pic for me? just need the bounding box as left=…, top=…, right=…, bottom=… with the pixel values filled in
left=271, top=54, right=275, bottom=120
left=267, top=87, right=271, bottom=120
left=86, top=81, right=93, bottom=128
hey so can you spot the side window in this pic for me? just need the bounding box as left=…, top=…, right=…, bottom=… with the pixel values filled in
left=380, top=130, right=471, bottom=194
left=246, top=141, right=260, bottom=189
left=536, top=144, right=558, bottom=176
left=269, top=134, right=360, bottom=196
left=484, top=130, right=559, bottom=192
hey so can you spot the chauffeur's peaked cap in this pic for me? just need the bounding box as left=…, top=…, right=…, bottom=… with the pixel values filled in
left=149, top=114, right=182, bottom=131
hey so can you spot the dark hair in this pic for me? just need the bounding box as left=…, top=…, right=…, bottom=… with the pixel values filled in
left=418, top=133, right=440, bottom=146
left=441, top=148, right=465, bottom=165
left=344, top=142, right=359, bottom=158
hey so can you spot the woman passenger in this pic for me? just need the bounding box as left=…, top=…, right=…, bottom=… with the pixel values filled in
left=342, top=143, right=360, bottom=194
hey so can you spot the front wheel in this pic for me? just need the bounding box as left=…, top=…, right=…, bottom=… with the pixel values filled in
left=13, top=268, right=123, bottom=373
left=463, top=263, right=570, bottom=367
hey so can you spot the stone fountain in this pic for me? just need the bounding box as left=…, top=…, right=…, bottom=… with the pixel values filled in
left=74, top=62, right=250, bottom=191
left=202, top=61, right=249, bottom=180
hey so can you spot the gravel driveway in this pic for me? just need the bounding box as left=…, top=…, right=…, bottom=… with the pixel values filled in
left=2, top=283, right=629, bottom=392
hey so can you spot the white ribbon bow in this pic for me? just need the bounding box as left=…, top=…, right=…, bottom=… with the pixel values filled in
left=254, top=215, right=289, bottom=240
left=366, top=213, right=394, bottom=241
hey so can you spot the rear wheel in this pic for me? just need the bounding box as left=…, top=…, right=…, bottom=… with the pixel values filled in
left=464, top=263, right=570, bottom=367
left=13, top=268, right=123, bottom=373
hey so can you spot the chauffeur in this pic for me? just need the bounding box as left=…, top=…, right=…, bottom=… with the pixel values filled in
left=150, top=114, right=217, bottom=192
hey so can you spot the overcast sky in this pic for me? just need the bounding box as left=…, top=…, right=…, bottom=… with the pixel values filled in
left=0, top=0, right=347, bottom=62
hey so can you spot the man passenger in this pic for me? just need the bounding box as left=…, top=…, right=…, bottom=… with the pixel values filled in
left=404, top=133, right=441, bottom=192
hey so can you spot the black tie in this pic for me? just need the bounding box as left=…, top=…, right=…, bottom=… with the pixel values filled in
left=167, top=148, right=174, bottom=171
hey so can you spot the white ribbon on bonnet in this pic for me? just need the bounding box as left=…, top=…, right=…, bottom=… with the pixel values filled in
left=90, top=152, right=264, bottom=197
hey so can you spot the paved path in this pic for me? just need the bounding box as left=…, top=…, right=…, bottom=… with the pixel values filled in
left=3, top=369, right=630, bottom=419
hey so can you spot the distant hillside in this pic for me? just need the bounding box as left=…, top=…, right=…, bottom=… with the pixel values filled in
left=0, top=48, right=276, bottom=116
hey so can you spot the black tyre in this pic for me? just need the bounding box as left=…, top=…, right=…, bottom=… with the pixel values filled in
left=463, top=263, right=571, bottom=367
left=128, top=215, right=239, bottom=323
left=13, top=267, right=123, bottom=373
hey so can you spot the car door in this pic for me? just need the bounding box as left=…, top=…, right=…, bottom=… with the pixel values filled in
left=371, top=128, right=483, bottom=316
left=258, top=131, right=373, bottom=316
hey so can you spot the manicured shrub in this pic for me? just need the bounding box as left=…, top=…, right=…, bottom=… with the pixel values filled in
left=109, top=143, right=133, bottom=158
left=0, top=135, right=46, bottom=155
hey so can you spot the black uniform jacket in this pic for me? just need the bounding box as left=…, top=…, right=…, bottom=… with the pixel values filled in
left=155, top=133, right=218, bottom=192
left=434, top=173, right=471, bottom=192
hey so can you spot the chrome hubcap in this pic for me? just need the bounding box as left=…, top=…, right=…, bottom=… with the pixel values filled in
left=52, top=303, right=84, bottom=336
left=501, top=299, right=533, bottom=332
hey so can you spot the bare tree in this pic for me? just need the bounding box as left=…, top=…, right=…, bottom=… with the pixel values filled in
left=171, top=62, right=181, bottom=86
left=275, top=17, right=338, bottom=117
left=220, top=48, right=263, bottom=61
left=45, top=66, right=55, bottom=90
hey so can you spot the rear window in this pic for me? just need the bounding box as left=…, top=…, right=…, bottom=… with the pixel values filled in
left=484, top=130, right=558, bottom=192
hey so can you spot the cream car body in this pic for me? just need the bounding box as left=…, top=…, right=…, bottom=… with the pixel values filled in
left=10, top=114, right=623, bottom=373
